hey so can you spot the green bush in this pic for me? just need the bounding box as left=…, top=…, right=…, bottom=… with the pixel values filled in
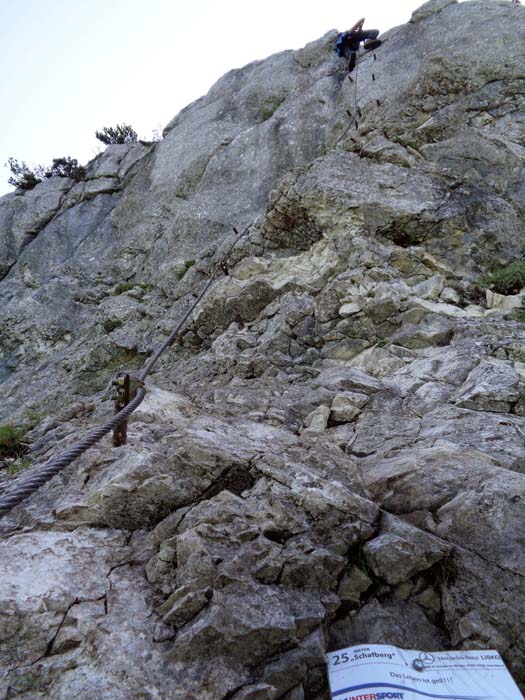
left=95, top=124, right=138, bottom=145
left=482, top=261, right=525, bottom=295
left=6, top=158, right=46, bottom=190
left=0, top=424, right=27, bottom=459
left=46, top=157, right=86, bottom=181
left=7, top=156, right=86, bottom=191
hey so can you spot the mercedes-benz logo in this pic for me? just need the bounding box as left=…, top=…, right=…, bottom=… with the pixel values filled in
left=413, top=653, right=435, bottom=671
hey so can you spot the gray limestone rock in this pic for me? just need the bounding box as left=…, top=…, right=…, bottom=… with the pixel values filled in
left=232, top=685, right=277, bottom=700
left=173, top=582, right=325, bottom=664
left=363, top=513, right=451, bottom=585
left=391, top=314, right=454, bottom=349
left=419, top=405, right=525, bottom=472
left=303, top=404, right=331, bottom=433
left=410, top=0, right=457, bottom=23
left=337, top=566, right=373, bottom=603
left=0, top=178, right=73, bottom=279
left=316, top=366, right=382, bottom=394
left=2, top=1, right=525, bottom=697
left=86, top=143, right=150, bottom=180
left=454, top=358, right=522, bottom=412
left=330, top=392, right=368, bottom=423
left=329, top=599, right=449, bottom=652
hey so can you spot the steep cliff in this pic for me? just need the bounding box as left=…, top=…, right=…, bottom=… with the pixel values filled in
left=1, top=1, right=525, bottom=698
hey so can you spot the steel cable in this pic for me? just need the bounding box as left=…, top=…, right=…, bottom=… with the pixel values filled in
left=0, top=388, right=146, bottom=517
left=138, top=225, right=248, bottom=382
left=0, top=225, right=250, bottom=519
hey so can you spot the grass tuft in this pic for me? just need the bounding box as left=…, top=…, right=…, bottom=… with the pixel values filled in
left=177, top=260, right=196, bottom=280
left=482, top=261, right=525, bottom=296
left=0, top=424, right=27, bottom=460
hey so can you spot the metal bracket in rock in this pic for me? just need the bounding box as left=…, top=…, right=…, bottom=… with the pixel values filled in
left=0, top=225, right=250, bottom=519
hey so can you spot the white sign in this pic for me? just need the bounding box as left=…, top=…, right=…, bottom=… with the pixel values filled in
left=326, top=644, right=524, bottom=700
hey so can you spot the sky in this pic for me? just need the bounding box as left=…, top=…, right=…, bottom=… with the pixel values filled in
left=1, top=0, right=437, bottom=196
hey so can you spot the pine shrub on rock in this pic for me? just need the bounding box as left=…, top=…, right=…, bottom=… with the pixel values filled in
left=7, top=156, right=86, bottom=191
left=6, top=158, right=46, bottom=190
left=46, top=157, right=86, bottom=181
left=95, top=124, right=138, bottom=145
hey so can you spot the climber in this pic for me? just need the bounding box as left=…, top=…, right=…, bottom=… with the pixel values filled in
left=335, top=18, right=382, bottom=72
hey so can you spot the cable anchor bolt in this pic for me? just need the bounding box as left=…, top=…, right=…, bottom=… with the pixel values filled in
left=111, top=372, right=144, bottom=447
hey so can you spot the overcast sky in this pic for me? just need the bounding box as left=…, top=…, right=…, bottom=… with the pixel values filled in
left=1, top=0, right=438, bottom=196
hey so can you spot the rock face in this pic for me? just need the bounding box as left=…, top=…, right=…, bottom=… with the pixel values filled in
left=1, top=1, right=525, bottom=698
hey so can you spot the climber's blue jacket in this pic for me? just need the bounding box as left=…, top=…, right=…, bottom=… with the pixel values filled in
left=335, top=33, right=346, bottom=57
